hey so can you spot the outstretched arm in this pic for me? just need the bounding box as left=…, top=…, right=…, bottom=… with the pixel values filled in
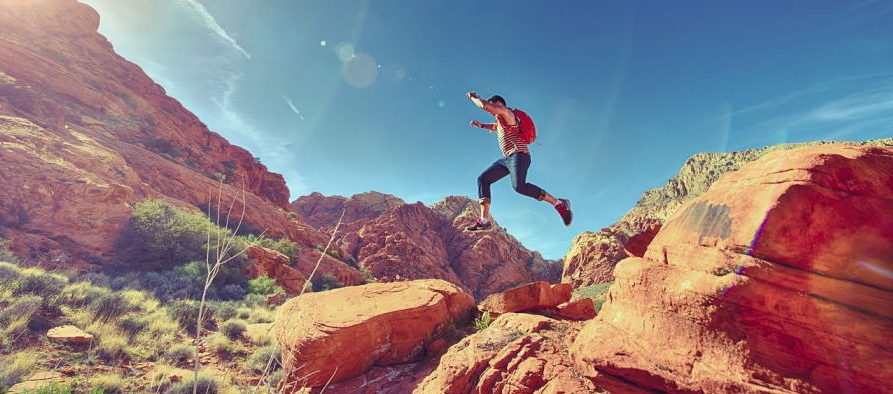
left=470, top=120, right=497, bottom=131
left=466, top=91, right=512, bottom=117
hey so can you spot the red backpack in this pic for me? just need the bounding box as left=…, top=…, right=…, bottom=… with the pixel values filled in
left=512, top=109, right=537, bottom=144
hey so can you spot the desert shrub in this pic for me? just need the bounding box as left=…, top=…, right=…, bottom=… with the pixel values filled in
left=0, top=295, right=43, bottom=342
left=215, top=302, right=240, bottom=321
left=247, top=345, right=281, bottom=373
left=164, top=343, right=195, bottom=364
left=88, top=322, right=129, bottom=360
left=89, top=373, right=125, bottom=394
left=147, top=366, right=191, bottom=393
left=220, top=319, right=247, bottom=340
left=119, top=315, right=147, bottom=338
left=13, top=269, right=67, bottom=299
left=235, top=307, right=252, bottom=320
left=360, top=267, right=377, bottom=284
left=163, top=372, right=220, bottom=394
left=248, top=308, right=274, bottom=324
left=116, top=200, right=245, bottom=271
left=167, top=300, right=217, bottom=335
left=311, top=273, right=343, bottom=292
left=245, top=325, right=273, bottom=346
left=89, top=292, right=132, bottom=322
left=205, top=332, right=243, bottom=356
left=59, top=281, right=110, bottom=308
left=268, top=370, right=285, bottom=388
left=247, top=274, right=284, bottom=296
left=474, top=311, right=493, bottom=331
left=29, top=382, right=74, bottom=394
left=0, top=261, right=20, bottom=282
left=0, top=351, right=39, bottom=389
left=75, top=271, right=112, bottom=288
left=573, top=282, right=613, bottom=313
left=218, top=284, right=246, bottom=301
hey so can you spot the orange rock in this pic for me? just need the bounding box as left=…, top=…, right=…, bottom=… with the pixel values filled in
left=572, top=144, right=893, bottom=393
left=47, top=325, right=93, bottom=344
left=478, top=282, right=572, bottom=315
left=555, top=298, right=596, bottom=321
left=274, top=279, right=475, bottom=390
left=415, top=313, right=599, bottom=394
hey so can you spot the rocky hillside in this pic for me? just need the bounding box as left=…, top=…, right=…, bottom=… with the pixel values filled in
left=0, top=0, right=339, bottom=270
left=293, top=193, right=562, bottom=299
left=562, top=137, right=893, bottom=287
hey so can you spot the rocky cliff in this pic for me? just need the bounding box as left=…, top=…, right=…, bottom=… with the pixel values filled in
left=293, top=193, right=562, bottom=299
left=0, top=0, right=332, bottom=268
left=562, top=138, right=893, bottom=287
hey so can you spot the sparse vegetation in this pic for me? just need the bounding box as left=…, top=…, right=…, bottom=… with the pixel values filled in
left=247, top=345, right=281, bottom=373
left=573, top=281, right=613, bottom=313
left=360, top=267, right=377, bottom=283
left=311, top=273, right=343, bottom=292
left=165, top=343, right=196, bottom=365
left=0, top=351, right=39, bottom=390
left=89, top=373, right=126, bottom=394
left=220, top=319, right=247, bottom=340
left=474, top=311, right=494, bottom=331
left=247, top=274, right=285, bottom=296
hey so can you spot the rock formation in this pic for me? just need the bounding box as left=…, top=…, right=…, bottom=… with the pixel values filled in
left=571, top=144, right=893, bottom=393
left=274, top=279, right=475, bottom=390
left=293, top=193, right=562, bottom=299
left=562, top=138, right=893, bottom=288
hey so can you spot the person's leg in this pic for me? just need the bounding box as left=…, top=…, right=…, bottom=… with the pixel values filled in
left=472, top=158, right=509, bottom=227
left=507, top=153, right=573, bottom=226
left=507, top=153, right=545, bottom=200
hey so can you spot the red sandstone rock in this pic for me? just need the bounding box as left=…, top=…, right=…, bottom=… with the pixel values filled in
left=0, top=0, right=332, bottom=270
left=571, top=144, right=893, bottom=393
left=274, top=279, right=475, bottom=390
left=478, top=282, right=572, bottom=315
left=555, top=298, right=596, bottom=321
left=415, top=313, right=599, bottom=394
left=294, top=193, right=562, bottom=299
left=47, top=325, right=93, bottom=344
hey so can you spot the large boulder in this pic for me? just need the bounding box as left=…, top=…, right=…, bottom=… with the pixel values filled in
left=571, top=144, right=893, bottom=393
left=415, top=313, right=599, bottom=394
left=274, top=279, right=475, bottom=390
left=478, top=281, right=572, bottom=315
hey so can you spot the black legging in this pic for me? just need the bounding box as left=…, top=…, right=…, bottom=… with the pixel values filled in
left=477, top=152, right=545, bottom=202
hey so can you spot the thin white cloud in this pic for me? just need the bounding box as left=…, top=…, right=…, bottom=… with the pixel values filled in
left=282, top=95, right=305, bottom=120
left=177, top=0, right=251, bottom=59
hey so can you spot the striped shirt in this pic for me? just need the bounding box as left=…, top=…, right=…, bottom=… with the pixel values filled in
left=495, top=111, right=530, bottom=157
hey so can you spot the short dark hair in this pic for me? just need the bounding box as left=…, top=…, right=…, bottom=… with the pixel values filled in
left=487, top=95, right=506, bottom=106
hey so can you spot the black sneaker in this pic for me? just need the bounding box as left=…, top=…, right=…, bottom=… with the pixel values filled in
left=555, top=199, right=572, bottom=226
left=465, top=220, right=492, bottom=231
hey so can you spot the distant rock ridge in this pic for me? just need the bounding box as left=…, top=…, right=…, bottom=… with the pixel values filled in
left=292, top=193, right=561, bottom=299
left=562, top=137, right=893, bottom=287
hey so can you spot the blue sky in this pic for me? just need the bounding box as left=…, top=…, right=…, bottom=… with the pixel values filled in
left=80, top=0, right=893, bottom=259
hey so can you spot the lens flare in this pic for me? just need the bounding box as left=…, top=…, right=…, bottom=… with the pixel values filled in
left=335, top=41, right=356, bottom=63
left=341, top=52, right=378, bottom=88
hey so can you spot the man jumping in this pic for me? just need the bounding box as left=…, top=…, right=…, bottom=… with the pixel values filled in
left=465, top=91, right=572, bottom=231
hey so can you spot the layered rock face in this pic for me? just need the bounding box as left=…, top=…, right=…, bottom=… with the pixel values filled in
left=562, top=138, right=892, bottom=287
left=293, top=193, right=562, bottom=299
left=0, top=0, right=331, bottom=268
left=571, top=144, right=893, bottom=393
left=274, top=279, right=475, bottom=390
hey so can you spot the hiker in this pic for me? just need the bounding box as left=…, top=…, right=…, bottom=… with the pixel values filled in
left=465, top=91, right=572, bottom=231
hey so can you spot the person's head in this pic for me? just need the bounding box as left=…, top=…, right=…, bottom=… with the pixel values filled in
left=487, top=95, right=506, bottom=107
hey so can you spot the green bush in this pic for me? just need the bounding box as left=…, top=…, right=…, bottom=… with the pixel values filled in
left=116, top=200, right=244, bottom=271
left=119, top=315, right=147, bottom=338
left=247, top=345, right=281, bottom=373
left=30, top=382, right=74, bottom=394
left=0, top=261, right=20, bottom=283
left=167, top=300, right=217, bottom=335
left=311, top=274, right=343, bottom=292
left=0, top=295, right=43, bottom=342
left=360, top=267, right=377, bottom=284
left=13, top=270, right=67, bottom=299
left=214, top=301, right=240, bottom=321
left=474, top=311, right=493, bottom=331
left=89, top=292, right=132, bottom=322
left=247, top=275, right=284, bottom=296
left=164, top=343, right=195, bottom=364
left=220, top=319, right=247, bottom=340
